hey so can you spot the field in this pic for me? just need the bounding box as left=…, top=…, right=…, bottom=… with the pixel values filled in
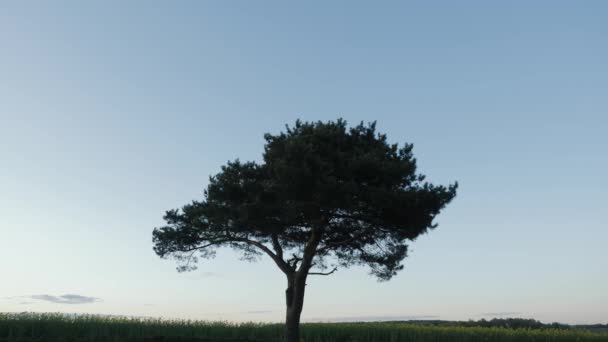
left=1, top=313, right=607, bottom=342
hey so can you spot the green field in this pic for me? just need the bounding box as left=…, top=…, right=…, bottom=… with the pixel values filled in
left=1, top=313, right=607, bottom=342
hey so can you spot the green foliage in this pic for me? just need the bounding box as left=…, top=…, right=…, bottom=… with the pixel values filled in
left=1, top=313, right=607, bottom=342
left=153, top=119, right=457, bottom=280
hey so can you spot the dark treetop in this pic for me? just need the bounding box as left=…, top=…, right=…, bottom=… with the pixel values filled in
left=153, top=119, right=457, bottom=281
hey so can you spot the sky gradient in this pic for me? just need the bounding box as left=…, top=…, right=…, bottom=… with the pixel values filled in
left=1, top=1, right=607, bottom=324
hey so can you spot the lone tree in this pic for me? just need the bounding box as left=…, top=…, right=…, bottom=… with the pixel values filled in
left=153, top=119, right=457, bottom=342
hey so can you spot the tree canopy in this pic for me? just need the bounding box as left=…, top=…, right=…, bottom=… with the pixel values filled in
left=153, top=119, right=457, bottom=280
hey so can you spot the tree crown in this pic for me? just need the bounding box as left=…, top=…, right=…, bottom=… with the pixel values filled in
left=153, top=119, right=457, bottom=280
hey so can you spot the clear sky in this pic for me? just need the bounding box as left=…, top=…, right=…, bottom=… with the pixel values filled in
left=1, top=1, right=607, bottom=325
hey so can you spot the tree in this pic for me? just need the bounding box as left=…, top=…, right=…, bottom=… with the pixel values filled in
left=152, top=119, right=457, bottom=342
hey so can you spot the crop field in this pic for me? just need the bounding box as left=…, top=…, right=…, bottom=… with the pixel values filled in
left=1, top=313, right=608, bottom=342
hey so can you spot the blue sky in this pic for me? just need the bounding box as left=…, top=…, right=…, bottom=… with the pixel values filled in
left=0, top=1, right=606, bottom=324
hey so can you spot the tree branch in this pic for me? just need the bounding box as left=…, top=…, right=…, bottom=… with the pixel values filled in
left=233, top=237, right=292, bottom=275
left=271, top=233, right=284, bottom=260
left=176, top=240, right=230, bottom=252
left=176, top=233, right=293, bottom=276
left=308, top=267, right=338, bottom=276
left=287, top=254, right=302, bottom=270
left=296, top=227, right=322, bottom=276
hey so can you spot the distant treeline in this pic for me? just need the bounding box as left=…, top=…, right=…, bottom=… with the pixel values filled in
left=379, top=318, right=608, bottom=333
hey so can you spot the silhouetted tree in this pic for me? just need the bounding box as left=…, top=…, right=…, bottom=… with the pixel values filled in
left=152, top=119, right=457, bottom=342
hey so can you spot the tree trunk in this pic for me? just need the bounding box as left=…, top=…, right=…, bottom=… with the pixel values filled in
left=285, top=307, right=301, bottom=342
left=284, top=274, right=306, bottom=342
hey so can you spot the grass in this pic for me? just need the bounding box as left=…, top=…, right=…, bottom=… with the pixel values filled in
left=1, top=312, right=607, bottom=342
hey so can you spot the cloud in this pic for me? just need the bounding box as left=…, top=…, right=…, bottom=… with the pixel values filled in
left=480, top=312, right=522, bottom=317
left=29, top=294, right=100, bottom=304
left=307, top=314, right=440, bottom=322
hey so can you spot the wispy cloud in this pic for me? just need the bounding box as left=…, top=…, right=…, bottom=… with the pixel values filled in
left=307, top=315, right=440, bottom=322
left=29, top=294, right=100, bottom=304
left=480, top=312, right=521, bottom=317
